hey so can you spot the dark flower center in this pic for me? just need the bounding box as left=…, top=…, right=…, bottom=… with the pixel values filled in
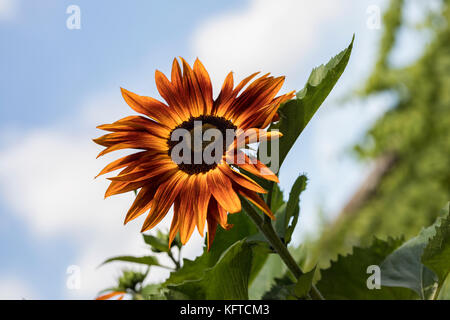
left=167, top=115, right=237, bottom=174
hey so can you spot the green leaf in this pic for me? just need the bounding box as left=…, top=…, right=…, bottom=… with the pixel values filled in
left=294, top=267, right=317, bottom=298
left=142, top=234, right=169, bottom=253
left=248, top=242, right=272, bottom=286
left=249, top=254, right=286, bottom=299
left=422, top=203, right=450, bottom=286
left=274, top=175, right=307, bottom=244
left=249, top=244, right=311, bottom=299
left=166, top=240, right=254, bottom=299
left=163, top=211, right=260, bottom=286
left=255, top=244, right=315, bottom=300
left=118, top=269, right=148, bottom=292
left=139, top=284, right=162, bottom=300
left=316, top=237, right=415, bottom=299
left=260, top=266, right=316, bottom=300
left=269, top=183, right=285, bottom=213
left=379, top=205, right=450, bottom=299
left=380, top=236, right=437, bottom=299
left=261, top=274, right=297, bottom=300
left=262, top=35, right=354, bottom=172
left=101, top=255, right=161, bottom=267
left=437, top=273, right=450, bottom=300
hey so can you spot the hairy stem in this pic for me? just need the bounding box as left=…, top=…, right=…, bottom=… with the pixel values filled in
left=242, top=199, right=324, bottom=300
left=168, top=250, right=181, bottom=270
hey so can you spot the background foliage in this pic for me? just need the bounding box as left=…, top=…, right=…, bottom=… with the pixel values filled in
left=314, top=0, right=450, bottom=265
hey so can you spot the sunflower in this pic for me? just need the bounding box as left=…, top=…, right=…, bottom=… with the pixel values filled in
left=94, top=58, right=294, bottom=249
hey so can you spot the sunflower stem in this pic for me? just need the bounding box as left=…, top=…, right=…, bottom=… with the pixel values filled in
left=168, top=250, right=181, bottom=270
left=263, top=187, right=273, bottom=227
left=242, top=199, right=324, bottom=300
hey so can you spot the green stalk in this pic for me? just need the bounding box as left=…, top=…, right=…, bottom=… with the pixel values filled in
left=167, top=250, right=181, bottom=270
left=242, top=199, right=324, bottom=300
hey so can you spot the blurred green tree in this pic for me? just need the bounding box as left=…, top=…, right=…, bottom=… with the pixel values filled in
left=315, top=0, right=450, bottom=263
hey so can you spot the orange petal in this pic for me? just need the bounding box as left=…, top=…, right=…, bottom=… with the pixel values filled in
left=232, top=72, right=261, bottom=96
left=171, top=58, right=183, bottom=94
left=93, top=131, right=167, bottom=151
left=180, top=57, right=204, bottom=117
left=239, top=91, right=295, bottom=129
left=195, top=174, right=211, bottom=237
left=241, top=76, right=284, bottom=109
left=259, top=91, right=295, bottom=127
left=155, top=70, right=190, bottom=120
left=193, top=58, right=213, bottom=114
left=218, top=164, right=267, bottom=193
left=124, top=185, right=157, bottom=224
left=105, top=180, right=147, bottom=198
left=95, top=151, right=149, bottom=178
left=227, top=74, right=272, bottom=116
left=107, top=160, right=176, bottom=182
left=206, top=211, right=218, bottom=251
left=105, top=167, right=175, bottom=198
left=228, top=128, right=282, bottom=152
left=214, top=72, right=234, bottom=116
left=104, top=166, right=139, bottom=198
left=93, top=131, right=143, bottom=147
left=216, top=202, right=233, bottom=229
left=168, top=198, right=181, bottom=248
left=272, top=112, right=280, bottom=122
left=222, top=72, right=260, bottom=118
left=205, top=199, right=232, bottom=250
left=171, top=58, right=191, bottom=113
left=141, top=172, right=188, bottom=232
left=97, top=115, right=171, bottom=139
left=178, top=176, right=197, bottom=244
left=226, top=151, right=279, bottom=183
left=238, top=187, right=274, bottom=219
left=96, top=291, right=126, bottom=300
left=206, top=169, right=241, bottom=213
left=120, top=87, right=181, bottom=127
left=95, top=135, right=168, bottom=158
left=230, top=75, right=287, bottom=127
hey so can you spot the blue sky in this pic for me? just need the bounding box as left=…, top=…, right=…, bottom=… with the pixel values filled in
left=0, top=0, right=426, bottom=299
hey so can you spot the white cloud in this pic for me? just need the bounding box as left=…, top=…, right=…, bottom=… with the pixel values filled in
left=192, top=0, right=346, bottom=88
left=0, top=0, right=17, bottom=21
left=0, top=91, right=205, bottom=299
left=0, top=276, right=36, bottom=299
